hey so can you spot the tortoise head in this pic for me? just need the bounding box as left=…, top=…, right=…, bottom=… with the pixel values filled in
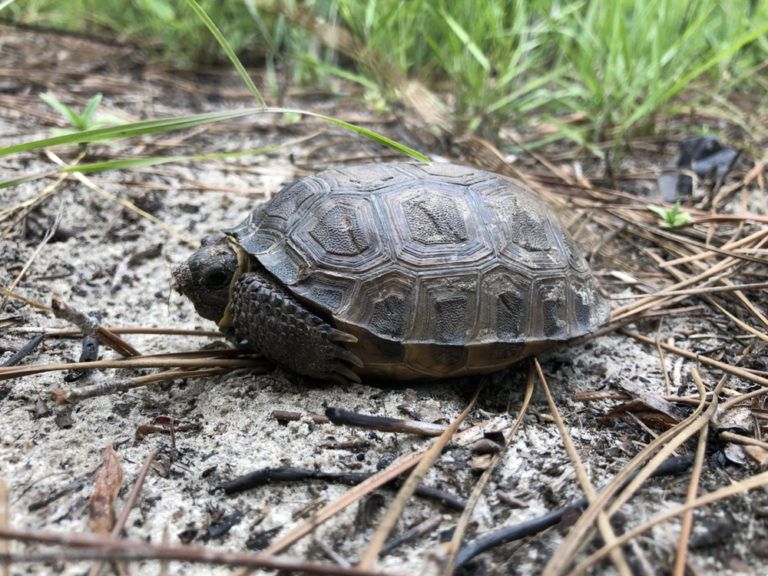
left=173, top=234, right=240, bottom=325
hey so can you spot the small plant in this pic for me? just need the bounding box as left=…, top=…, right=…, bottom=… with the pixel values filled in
left=39, top=93, right=122, bottom=135
left=648, top=202, right=692, bottom=228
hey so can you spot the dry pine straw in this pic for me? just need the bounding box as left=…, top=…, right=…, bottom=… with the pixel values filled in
left=4, top=174, right=768, bottom=575
left=2, top=65, right=768, bottom=573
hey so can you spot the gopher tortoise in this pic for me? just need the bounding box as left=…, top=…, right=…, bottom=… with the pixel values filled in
left=173, top=162, right=610, bottom=383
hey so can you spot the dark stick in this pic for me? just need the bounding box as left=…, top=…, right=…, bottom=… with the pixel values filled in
left=326, top=407, right=449, bottom=436
left=453, top=454, right=695, bottom=570
left=1, top=334, right=44, bottom=367
left=216, top=466, right=465, bottom=511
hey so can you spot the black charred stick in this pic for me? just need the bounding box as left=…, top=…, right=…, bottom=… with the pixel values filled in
left=379, top=514, right=443, bottom=557
left=217, top=467, right=317, bottom=493
left=64, top=323, right=100, bottom=382
left=1, top=334, right=44, bottom=367
left=216, top=466, right=465, bottom=510
left=325, top=407, right=449, bottom=436
left=453, top=454, right=696, bottom=570
left=272, top=410, right=301, bottom=422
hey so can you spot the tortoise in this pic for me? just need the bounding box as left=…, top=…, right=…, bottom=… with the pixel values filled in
left=173, top=162, right=610, bottom=383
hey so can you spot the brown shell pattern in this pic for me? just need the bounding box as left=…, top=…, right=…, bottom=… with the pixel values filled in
left=225, top=163, right=610, bottom=378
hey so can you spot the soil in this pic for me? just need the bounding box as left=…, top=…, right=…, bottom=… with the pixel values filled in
left=1, top=24, right=767, bottom=576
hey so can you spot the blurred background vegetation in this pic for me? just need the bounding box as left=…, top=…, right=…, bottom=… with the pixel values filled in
left=5, top=0, right=768, bottom=149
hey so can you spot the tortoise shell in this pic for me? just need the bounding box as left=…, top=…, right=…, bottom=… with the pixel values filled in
left=225, top=162, right=609, bottom=379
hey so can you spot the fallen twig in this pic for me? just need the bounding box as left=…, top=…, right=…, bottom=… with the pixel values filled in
left=0, top=334, right=44, bottom=367
left=216, top=466, right=465, bottom=510
left=0, top=525, right=391, bottom=575
left=325, top=407, right=449, bottom=436
left=0, top=479, right=7, bottom=576
left=673, top=370, right=714, bottom=576
left=357, top=384, right=483, bottom=569
left=51, top=296, right=140, bottom=357
left=444, top=366, right=534, bottom=573
left=543, top=367, right=722, bottom=576
left=537, top=359, right=630, bottom=576
left=453, top=454, right=695, bottom=570
left=570, top=467, right=768, bottom=576
left=0, top=352, right=265, bottom=382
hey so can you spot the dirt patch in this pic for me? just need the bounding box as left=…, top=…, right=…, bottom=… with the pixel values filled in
left=1, top=25, right=767, bottom=576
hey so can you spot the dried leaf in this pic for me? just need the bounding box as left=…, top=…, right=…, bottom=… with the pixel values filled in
left=608, top=379, right=687, bottom=428
left=712, top=406, right=754, bottom=432
left=723, top=444, right=747, bottom=466
left=88, top=443, right=123, bottom=534
left=467, top=454, right=493, bottom=471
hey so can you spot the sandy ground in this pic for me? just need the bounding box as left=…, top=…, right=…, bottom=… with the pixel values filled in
left=1, top=25, right=767, bottom=576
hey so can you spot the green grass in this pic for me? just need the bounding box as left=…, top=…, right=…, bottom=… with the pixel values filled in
left=548, top=0, right=768, bottom=149
left=6, top=0, right=264, bottom=65
left=328, top=0, right=562, bottom=137
left=0, top=0, right=429, bottom=188
left=5, top=0, right=768, bottom=148
left=0, top=104, right=429, bottom=188
left=39, top=93, right=123, bottom=134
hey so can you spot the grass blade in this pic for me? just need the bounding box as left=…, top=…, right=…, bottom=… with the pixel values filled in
left=0, top=108, right=263, bottom=156
left=0, top=170, right=59, bottom=190
left=61, top=146, right=285, bottom=174
left=0, top=107, right=428, bottom=164
left=39, top=93, right=81, bottom=128
left=183, top=0, right=266, bottom=107
left=80, top=93, right=103, bottom=126
left=440, top=9, right=489, bottom=71
left=304, top=110, right=429, bottom=163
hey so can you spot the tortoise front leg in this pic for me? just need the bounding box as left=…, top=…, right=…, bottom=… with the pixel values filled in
left=230, top=272, right=363, bottom=384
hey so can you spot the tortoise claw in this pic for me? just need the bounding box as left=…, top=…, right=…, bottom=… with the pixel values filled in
left=327, top=363, right=362, bottom=385
left=328, top=327, right=358, bottom=344
left=333, top=346, right=364, bottom=368
left=321, top=340, right=363, bottom=384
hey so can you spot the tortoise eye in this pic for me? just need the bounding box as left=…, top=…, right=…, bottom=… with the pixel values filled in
left=205, top=269, right=231, bottom=289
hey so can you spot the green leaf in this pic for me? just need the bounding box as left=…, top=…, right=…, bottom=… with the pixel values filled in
left=648, top=202, right=691, bottom=228
left=40, top=93, right=82, bottom=128
left=80, top=93, right=104, bottom=127
left=647, top=204, right=668, bottom=218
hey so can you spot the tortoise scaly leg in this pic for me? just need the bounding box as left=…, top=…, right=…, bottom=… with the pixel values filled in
left=231, top=272, right=363, bottom=384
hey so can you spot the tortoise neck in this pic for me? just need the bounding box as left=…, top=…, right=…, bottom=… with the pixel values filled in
left=218, top=237, right=251, bottom=328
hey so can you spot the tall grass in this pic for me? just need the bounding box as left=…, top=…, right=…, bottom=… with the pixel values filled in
left=5, top=0, right=768, bottom=147
left=329, top=0, right=561, bottom=137
left=548, top=0, right=768, bottom=148
left=5, top=0, right=262, bottom=65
